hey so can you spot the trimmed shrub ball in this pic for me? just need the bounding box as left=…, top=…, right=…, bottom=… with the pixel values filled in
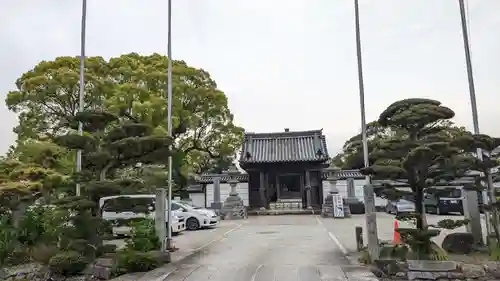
left=441, top=232, right=475, bottom=254
left=346, top=198, right=365, bottom=214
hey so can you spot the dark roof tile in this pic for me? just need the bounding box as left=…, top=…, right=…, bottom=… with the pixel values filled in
left=186, top=184, right=204, bottom=193
left=239, top=129, right=329, bottom=164
left=197, top=169, right=362, bottom=183
left=196, top=169, right=485, bottom=184
left=197, top=173, right=249, bottom=184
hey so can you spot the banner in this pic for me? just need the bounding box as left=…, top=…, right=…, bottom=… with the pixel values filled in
left=333, top=194, right=344, bottom=218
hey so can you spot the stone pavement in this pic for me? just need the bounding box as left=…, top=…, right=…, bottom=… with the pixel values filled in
left=111, top=215, right=378, bottom=281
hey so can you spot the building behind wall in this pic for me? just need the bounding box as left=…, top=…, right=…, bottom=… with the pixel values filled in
left=190, top=167, right=390, bottom=209
left=239, top=129, right=330, bottom=209
left=191, top=128, right=380, bottom=210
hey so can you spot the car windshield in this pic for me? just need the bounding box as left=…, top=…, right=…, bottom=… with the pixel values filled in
left=440, top=189, right=462, bottom=198
left=175, top=202, right=194, bottom=210
left=102, top=197, right=154, bottom=213
left=397, top=199, right=413, bottom=205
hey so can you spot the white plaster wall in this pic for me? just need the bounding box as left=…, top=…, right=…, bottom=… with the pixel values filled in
left=322, top=179, right=387, bottom=207
left=188, top=193, right=206, bottom=208
left=322, top=180, right=332, bottom=204
left=206, top=182, right=249, bottom=207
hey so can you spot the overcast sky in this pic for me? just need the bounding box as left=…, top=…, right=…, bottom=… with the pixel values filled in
left=1, top=0, right=499, bottom=156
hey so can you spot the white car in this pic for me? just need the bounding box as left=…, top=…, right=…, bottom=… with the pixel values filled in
left=171, top=201, right=219, bottom=231
left=99, top=195, right=186, bottom=237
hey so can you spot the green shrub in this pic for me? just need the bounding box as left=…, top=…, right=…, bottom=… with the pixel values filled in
left=125, top=219, right=160, bottom=252
left=114, top=250, right=160, bottom=273
left=17, top=208, right=44, bottom=246
left=30, top=244, right=60, bottom=264
left=379, top=243, right=409, bottom=260
left=97, top=244, right=117, bottom=256
left=429, top=242, right=448, bottom=261
left=490, top=245, right=500, bottom=261
left=358, top=248, right=371, bottom=264
left=442, top=232, right=475, bottom=254
left=18, top=205, right=68, bottom=246
left=5, top=247, right=31, bottom=265
left=48, top=251, right=88, bottom=276
left=0, top=215, right=17, bottom=266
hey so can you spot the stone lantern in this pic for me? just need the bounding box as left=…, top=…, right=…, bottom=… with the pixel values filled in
left=321, top=173, right=351, bottom=218
left=327, top=174, right=340, bottom=194
left=220, top=164, right=247, bottom=220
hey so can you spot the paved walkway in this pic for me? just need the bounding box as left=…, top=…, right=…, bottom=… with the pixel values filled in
left=113, top=215, right=377, bottom=281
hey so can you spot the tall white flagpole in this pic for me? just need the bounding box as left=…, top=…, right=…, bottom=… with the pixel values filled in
left=165, top=0, right=174, bottom=250
left=354, top=0, right=379, bottom=260
left=458, top=0, right=491, bottom=240
left=76, top=0, right=87, bottom=196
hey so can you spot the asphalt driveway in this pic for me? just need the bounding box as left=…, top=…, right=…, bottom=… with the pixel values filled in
left=117, top=215, right=377, bottom=281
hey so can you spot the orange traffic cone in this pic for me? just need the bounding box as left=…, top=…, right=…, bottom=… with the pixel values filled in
left=393, top=219, right=401, bottom=244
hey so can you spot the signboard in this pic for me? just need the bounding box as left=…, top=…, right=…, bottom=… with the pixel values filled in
left=332, top=194, right=344, bottom=218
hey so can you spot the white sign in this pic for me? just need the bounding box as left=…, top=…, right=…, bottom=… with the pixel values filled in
left=332, top=194, right=345, bottom=218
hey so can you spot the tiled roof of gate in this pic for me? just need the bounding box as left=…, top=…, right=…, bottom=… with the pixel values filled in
left=197, top=173, right=249, bottom=184
left=194, top=169, right=486, bottom=185
left=196, top=169, right=362, bottom=184
left=239, top=129, right=329, bottom=164
left=322, top=169, right=364, bottom=179
left=186, top=184, right=204, bottom=193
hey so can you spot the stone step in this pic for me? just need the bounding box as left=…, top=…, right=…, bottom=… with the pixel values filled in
left=248, top=209, right=319, bottom=216
left=277, top=198, right=302, bottom=203
left=269, top=201, right=303, bottom=209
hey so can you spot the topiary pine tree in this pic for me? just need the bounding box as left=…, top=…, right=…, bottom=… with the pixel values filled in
left=452, top=134, right=500, bottom=248
left=53, top=110, right=176, bottom=258
left=361, top=98, right=469, bottom=259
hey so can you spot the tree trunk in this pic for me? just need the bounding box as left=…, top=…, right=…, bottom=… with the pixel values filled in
left=11, top=202, right=29, bottom=228
left=99, top=162, right=113, bottom=181
left=415, top=186, right=424, bottom=229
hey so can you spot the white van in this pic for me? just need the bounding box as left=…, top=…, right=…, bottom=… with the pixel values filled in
left=99, top=194, right=186, bottom=237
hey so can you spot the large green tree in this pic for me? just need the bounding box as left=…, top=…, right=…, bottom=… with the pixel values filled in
left=9, top=138, right=75, bottom=175
left=6, top=53, right=244, bottom=179
left=6, top=56, right=110, bottom=141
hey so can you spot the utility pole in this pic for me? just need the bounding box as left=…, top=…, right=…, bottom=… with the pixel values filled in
left=354, top=0, right=379, bottom=260
left=76, top=0, right=87, bottom=196
left=458, top=0, right=490, bottom=243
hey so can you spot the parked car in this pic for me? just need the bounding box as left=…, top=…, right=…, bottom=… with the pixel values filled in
left=385, top=199, right=415, bottom=216
left=424, top=189, right=464, bottom=215
left=171, top=201, right=219, bottom=231
left=99, top=194, right=186, bottom=237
